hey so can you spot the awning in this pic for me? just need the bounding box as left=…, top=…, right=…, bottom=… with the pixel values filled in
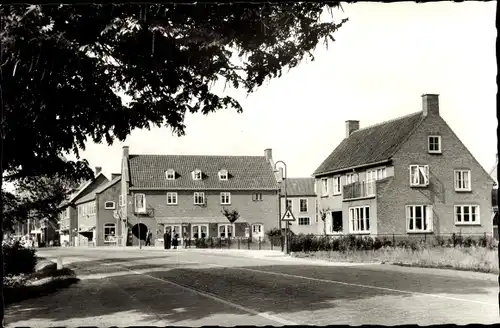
left=78, top=226, right=96, bottom=233
left=156, top=217, right=247, bottom=225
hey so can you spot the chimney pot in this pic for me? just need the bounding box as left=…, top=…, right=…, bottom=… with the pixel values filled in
left=345, top=120, right=360, bottom=138
left=422, top=94, right=440, bottom=116
left=122, top=146, right=129, bottom=158
left=264, top=148, right=273, bottom=161
left=95, top=167, right=102, bottom=175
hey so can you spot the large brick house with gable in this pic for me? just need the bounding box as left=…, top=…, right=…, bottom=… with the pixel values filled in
left=118, top=146, right=280, bottom=247
left=313, top=94, right=495, bottom=239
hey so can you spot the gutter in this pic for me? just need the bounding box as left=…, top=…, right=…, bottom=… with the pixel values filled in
left=313, top=159, right=392, bottom=178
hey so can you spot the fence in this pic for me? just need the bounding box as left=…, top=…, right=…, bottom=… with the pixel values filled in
left=173, top=236, right=285, bottom=251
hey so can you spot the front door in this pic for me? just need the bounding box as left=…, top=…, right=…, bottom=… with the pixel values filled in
left=165, top=225, right=181, bottom=246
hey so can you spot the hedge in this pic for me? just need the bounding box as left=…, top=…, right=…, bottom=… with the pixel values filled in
left=3, top=240, right=38, bottom=276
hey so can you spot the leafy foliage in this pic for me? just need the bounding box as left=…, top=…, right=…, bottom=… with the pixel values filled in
left=2, top=240, right=37, bottom=276
left=0, top=3, right=347, bottom=182
left=221, top=207, right=240, bottom=224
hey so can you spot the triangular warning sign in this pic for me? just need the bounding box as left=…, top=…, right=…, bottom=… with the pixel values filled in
left=281, top=208, right=296, bottom=221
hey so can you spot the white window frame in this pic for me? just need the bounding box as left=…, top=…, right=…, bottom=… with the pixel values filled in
left=454, top=205, right=480, bottom=225
left=166, top=192, right=178, bottom=205
left=91, top=202, right=96, bottom=215
left=406, top=205, right=433, bottom=233
left=194, top=192, right=205, bottom=205
left=252, top=223, right=263, bottom=234
left=192, top=169, right=202, bottom=180
left=103, top=223, right=117, bottom=243
left=166, top=169, right=176, bottom=180
left=286, top=199, right=293, bottom=211
left=409, top=165, right=429, bottom=187
left=298, top=217, right=311, bottom=226
left=349, top=206, right=370, bottom=234
left=218, top=169, right=228, bottom=180
left=119, top=194, right=126, bottom=207
left=299, top=198, right=308, bottom=213
left=65, top=208, right=70, bottom=219
left=321, top=178, right=329, bottom=196
left=252, top=193, right=263, bottom=201
left=104, top=201, right=115, bottom=210
left=428, top=135, right=442, bottom=154
left=333, top=176, right=341, bottom=195
left=191, top=224, right=209, bottom=239
left=134, top=193, right=146, bottom=213
left=220, top=192, right=231, bottom=205
left=454, top=170, right=471, bottom=192
left=218, top=223, right=235, bottom=238
left=345, top=173, right=358, bottom=185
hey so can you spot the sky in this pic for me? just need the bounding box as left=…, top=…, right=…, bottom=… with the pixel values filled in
left=66, top=1, right=498, bottom=179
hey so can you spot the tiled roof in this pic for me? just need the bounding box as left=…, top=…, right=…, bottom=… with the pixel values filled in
left=128, top=155, right=279, bottom=190
left=314, top=111, right=424, bottom=176
left=280, top=178, right=315, bottom=196
left=75, top=178, right=115, bottom=205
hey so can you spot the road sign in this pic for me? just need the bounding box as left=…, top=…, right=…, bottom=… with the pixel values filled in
left=281, top=208, right=296, bottom=221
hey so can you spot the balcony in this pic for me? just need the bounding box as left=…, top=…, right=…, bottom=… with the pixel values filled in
left=343, top=181, right=376, bottom=201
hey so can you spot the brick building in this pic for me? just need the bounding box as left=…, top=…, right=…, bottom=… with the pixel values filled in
left=279, top=178, right=319, bottom=234
left=118, top=147, right=280, bottom=247
left=313, top=94, right=495, bottom=239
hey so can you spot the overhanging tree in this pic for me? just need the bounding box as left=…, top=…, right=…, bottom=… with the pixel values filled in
left=0, top=2, right=348, bottom=321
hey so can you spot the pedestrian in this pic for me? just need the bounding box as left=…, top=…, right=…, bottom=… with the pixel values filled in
left=183, top=232, right=188, bottom=248
left=172, top=233, right=179, bottom=249
left=166, top=230, right=172, bottom=249
left=145, top=229, right=152, bottom=246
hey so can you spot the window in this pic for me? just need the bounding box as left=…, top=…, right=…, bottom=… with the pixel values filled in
left=286, top=199, right=293, bottom=210
left=194, top=192, right=205, bottom=205
left=166, top=192, right=178, bottom=205
left=455, top=205, right=480, bottom=225
left=134, top=193, right=146, bottom=213
left=298, top=217, right=311, bottom=225
left=90, top=202, right=96, bottom=215
left=192, top=224, right=208, bottom=239
left=218, top=224, right=234, bottom=238
left=428, top=136, right=442, bottom=153
left=346, top=173, right=358, bottom=185
left=406, top=205, right=433, bottom=232
left=104, top=223, right=116, bottom=243
left=166, top=169, right=176, bottom=180
left=333, top=176, right=341, bottom=195
left=321, top=178, right=329, bottom=196
left=220, top=192, right=231, bottom=205
left=218, top=169, right=228, bottom=180
left=409, top=165, right=429, bottom=187
left=349, top=206, right=370, bottom=233
left=104, top=201, right=115, bottom=210
left=192, top=169, right=202, bottom=180
left=65, top=208, right=70, bottom=218
left=252, top=224, right=262, bottom=234
left=455, top=170, right=471, bottom=191
left=299, top=199, right=308, bottom=213
left=252, top=193, right=263, bottom=201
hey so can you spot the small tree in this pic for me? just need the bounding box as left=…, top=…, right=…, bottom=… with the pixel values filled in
left=319, top=207, right=331, bottom=235
left=221, top=208, right=240, bottom=224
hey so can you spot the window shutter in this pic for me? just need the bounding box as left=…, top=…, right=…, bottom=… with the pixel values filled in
left=425, top=166, right=429, bottom=185
left=426, top=205, right=433, bottom=231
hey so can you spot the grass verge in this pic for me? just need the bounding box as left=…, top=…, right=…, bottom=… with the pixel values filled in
left=4, top=258, right=80, bottom=306
left=291, top=246, right=499, bottom=274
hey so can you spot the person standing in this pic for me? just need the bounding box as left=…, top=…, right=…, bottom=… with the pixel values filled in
left=145, top=229, right=152, bottom=246
left=172, top=233, right=179, bottom=249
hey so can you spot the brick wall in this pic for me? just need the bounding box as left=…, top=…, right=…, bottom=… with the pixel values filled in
left=281, top=195, right=318, bottom=234
left=96, top=180, right=122, bottom=246
left=377, top=114, right=494, bottom=236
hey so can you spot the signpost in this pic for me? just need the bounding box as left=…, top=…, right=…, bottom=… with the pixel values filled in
left=281, top=207, right=296, bottom=254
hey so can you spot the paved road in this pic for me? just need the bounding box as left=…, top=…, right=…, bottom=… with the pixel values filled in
left=5, top=247, right=499, bottom=327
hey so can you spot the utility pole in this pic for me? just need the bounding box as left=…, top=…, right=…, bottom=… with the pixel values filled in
left=274, top=161, right=289, bottom=255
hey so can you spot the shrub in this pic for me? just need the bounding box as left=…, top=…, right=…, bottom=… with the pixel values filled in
left=194, top=237, right=209, bottom=248
left=3, top=240, right=37, bottom=276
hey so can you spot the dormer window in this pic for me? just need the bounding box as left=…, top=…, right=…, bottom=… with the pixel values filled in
left=166, top=169, right=176, bottom=180
left=218, top=169, right=228, bottom=180
left=192, top=169, right=202, bottom=180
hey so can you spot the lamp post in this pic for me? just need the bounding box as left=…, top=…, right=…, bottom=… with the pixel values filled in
left=274, top=160, right=289, bottom=255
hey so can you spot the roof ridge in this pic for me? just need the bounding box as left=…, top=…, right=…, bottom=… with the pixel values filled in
left=130, top=154, right=266, bottom=158
left=350, top=110, right=423, bottom=135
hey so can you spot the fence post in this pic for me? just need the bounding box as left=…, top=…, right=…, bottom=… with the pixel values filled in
left=271, top=237, right=273, bottom=250
left=424, top=233, right=427, bottom=243
left=219, top=238, right=222, bottom=249
left=248, top=238, right=251, bottom=250
left=228, top=237, right=231, bottom=249
left=392, top=233, right=395, bottom=247
left=210, top=237, right=213, bottom=249
left=452, top=233, right=456, bottom=247
left=259, top=237, right=261, bottom=250
left=238, top=238, right=241, bottom=249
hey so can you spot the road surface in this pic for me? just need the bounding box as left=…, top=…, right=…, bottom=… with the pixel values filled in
left=5, top=247, right=499, bottom=327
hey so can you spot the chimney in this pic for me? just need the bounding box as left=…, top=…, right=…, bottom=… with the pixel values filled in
left=122, top=146, right=129, bottom=159
left=95, top=166, right=102, bottom=176
left=345, top=120, right=360, bottom=138
left=111, top=173, right=121, bottom=180
left=422, top=94, right=439, bottom=116
left=264, top=148, right=273, bottom=161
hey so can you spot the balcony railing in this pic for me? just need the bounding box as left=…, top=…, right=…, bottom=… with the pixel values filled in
left=343, top=181, right=376, bottom=200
